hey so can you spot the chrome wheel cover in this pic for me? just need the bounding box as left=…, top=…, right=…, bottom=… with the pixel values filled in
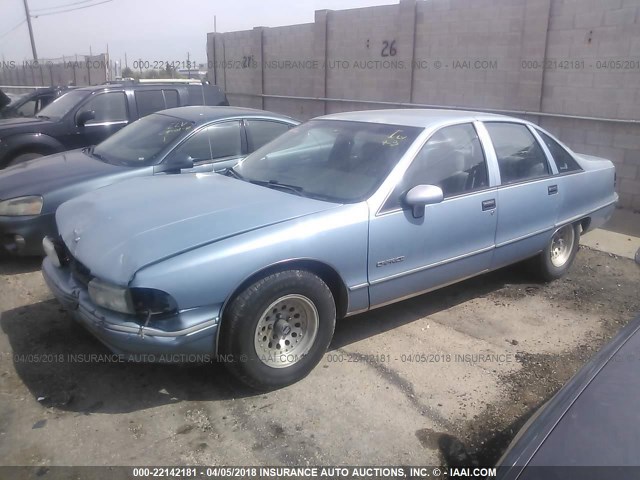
left=550, top=225, right=575, bottom=268
left=254, top=294, right=319, bottom=368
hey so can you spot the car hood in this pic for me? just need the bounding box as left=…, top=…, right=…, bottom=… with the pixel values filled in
left=0, top=149, right=131, bottom=200
left=57, top=174, right=339, bottom=284
left=0, top=115, right=53, bottom=134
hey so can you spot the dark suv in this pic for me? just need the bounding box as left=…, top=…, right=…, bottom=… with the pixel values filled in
left=0, top=83, right=228, bottom=168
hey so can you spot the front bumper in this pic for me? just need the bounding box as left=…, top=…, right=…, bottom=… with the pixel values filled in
left=42, top=258, right=219, bottom=359
left=0, top=213, right=56, bottom=256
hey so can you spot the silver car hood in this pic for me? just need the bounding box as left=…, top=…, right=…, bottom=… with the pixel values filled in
left=56, top=174, right=337, bottom=284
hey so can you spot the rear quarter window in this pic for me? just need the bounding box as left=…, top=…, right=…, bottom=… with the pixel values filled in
left=536, top=129, right=582, bottom=174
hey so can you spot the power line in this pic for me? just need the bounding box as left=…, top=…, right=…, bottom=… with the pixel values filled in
left=31, top=0, right=114, bottom=17
left=0, top=19, right=26, bottom=39
left=30, top=0, right=104, bottom=13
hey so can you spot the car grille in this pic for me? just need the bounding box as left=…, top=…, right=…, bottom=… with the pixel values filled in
left=60, top=242, right=93, bottom=288
left=70, top=258, right=92, bottom=289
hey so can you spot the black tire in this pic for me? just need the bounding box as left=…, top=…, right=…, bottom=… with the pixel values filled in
left=534, top=223, right=580, bottom=282
left=219, top=270, right=336, bottom=390
left=9, top=152, right=45, bottom=166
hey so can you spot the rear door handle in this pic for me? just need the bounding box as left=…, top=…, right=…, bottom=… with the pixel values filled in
left=482, top=199, right=496, bottom=211
left=548, top=185, right=558, bottom=195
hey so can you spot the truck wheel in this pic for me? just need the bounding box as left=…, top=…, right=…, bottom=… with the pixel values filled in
left=9, top=152, right=44, bottom=166
left=535, top=223, right=580, bottom=281
left=219, top=270, right=336, bottom=390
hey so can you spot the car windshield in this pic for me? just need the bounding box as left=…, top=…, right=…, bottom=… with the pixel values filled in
left=7, top=93, right=27, bottom=107
left=93, top=113, right=195, bottom=166
left=233, top=120, right=422, bottom=203
left=37, top=90, right=90, bottom=119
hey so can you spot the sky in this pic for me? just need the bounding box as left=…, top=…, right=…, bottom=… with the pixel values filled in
left=1, top=0, right=397, bottom=67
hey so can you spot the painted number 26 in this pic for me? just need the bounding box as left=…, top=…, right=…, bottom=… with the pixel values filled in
left=381, top=40, right=397, bottom=57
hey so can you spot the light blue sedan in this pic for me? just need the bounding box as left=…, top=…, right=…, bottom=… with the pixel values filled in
left=42, top=109, right=618, bottom=389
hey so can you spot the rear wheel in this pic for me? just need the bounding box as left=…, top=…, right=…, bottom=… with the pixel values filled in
left=535, top=223, right=580, bottom=281
left=219, top=270, right=336, bottom=390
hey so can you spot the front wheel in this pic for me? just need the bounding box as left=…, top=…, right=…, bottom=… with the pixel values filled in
left=535, top=223, right=580, bottom=281
left=219, top=270, right=336, bottom=390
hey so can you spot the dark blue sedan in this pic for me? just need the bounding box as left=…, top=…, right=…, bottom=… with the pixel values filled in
left=0, top=106, right=298, bottom=255
left=497, top=314, right=640, bottom=479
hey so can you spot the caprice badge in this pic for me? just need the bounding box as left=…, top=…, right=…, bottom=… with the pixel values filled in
left=376, top=256, right=405, bottom=267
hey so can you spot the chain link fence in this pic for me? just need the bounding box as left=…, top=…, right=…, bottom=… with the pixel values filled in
left=0, top=53, right=108, bottom=92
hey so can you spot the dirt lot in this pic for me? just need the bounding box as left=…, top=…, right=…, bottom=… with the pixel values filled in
left=0, top=246, right=638, bottom=468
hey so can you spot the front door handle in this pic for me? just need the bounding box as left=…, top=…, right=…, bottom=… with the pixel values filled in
left=548, top=185, right=558, bottom=195
left=482, top=199, right=496, bottom=211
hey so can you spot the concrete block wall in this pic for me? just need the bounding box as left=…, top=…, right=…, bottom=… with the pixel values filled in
left=211, top=29, right=263, bottom=109
left=262, top=23, right=322, bottom=118
left=539, top=0, right=640, bottom=209
left=543, top=0, right=640, bottom=119
left=207, top=0, right=640, bottom=209
left=325, top=4, right=406, bottom=114
left=413, top=0, right=549, bottom=111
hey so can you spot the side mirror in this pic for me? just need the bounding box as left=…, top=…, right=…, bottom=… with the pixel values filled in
left=405, top=184, right=444, bottom=218
left=162, top=152, right=194, bottom=172
left=76, top=110, right=95, bottom=127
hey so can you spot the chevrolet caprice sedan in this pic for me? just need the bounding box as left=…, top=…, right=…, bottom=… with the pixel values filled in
left=42, top=109, right=618, bottom=390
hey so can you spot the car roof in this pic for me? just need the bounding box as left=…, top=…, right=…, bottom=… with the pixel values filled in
left=153, top=105, right=298, bottom=124
left=75, top=83, right=213, bottom=92
left=317, top=108, right=517, bottom=128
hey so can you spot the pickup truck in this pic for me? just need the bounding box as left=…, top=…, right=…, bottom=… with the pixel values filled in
left=0, top=82, right=228, bottom=168
left=0, top=86, right=74, bottom=119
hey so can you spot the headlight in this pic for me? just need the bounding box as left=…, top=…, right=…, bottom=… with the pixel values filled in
left=131, top=288, right=178, bottom=317
left=88, top=279, right=177, bottom=318
left=0, top=196, right=43, bottom=216
left=88, top=279, right=134, bottom=314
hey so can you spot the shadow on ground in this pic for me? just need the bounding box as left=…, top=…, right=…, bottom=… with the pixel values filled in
left=0, top=263, right=534, bottom=416
left=0, top=252, right=42, bottom=275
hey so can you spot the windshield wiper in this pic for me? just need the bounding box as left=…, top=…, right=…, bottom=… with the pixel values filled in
left=224, top=167, right=245, bottom=180
left=86, top=146, right=107, bottom=162
left=250, top=179, right=305, bottom=196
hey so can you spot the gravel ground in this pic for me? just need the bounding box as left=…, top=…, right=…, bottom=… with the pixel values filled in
left=0, top=246, right=638, bottom=469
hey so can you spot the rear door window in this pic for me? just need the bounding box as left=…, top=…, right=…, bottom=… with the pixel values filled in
left=163, top=89, right=179, bottom=109
left=136, top=90, right=165, bottom=117
left=172, top=121, right=242, bottom=163
left=136, top=89, right=180, bottom=117
left=245, top=120, right=292, bottom=152
left=485, top=122, right=549, bottom=184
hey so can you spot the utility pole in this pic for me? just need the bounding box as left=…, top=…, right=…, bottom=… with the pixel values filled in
left=22, top=0, right=38, bottom=61
left=213, top=16, right=217, bottom=85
